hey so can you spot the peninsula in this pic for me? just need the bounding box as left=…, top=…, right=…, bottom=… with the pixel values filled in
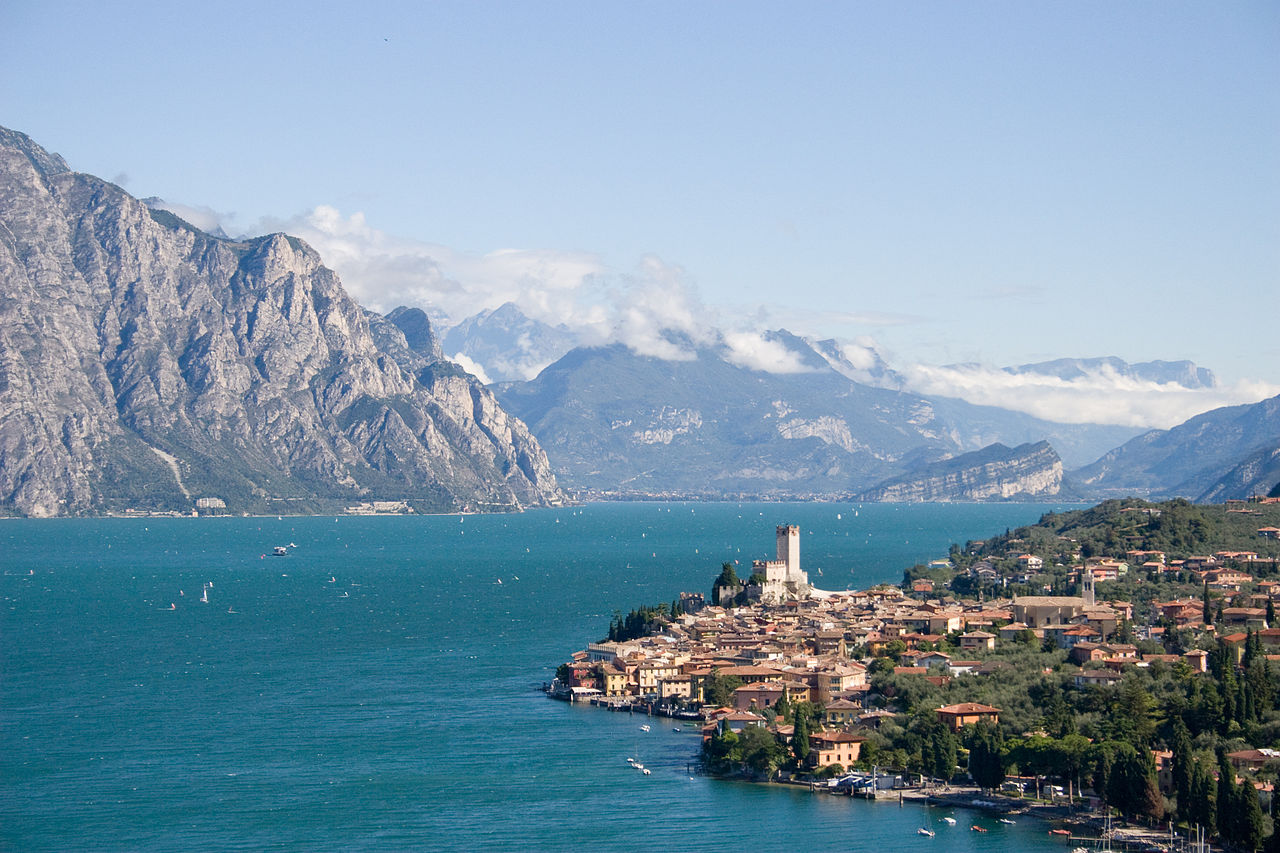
left=550, top=497, right=1280, bottom=851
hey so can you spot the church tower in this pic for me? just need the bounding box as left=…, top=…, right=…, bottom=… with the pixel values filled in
left=1082, top=568, right=1096, bottom=607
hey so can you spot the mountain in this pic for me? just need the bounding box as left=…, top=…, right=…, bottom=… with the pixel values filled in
left=0, top=126, right=564, bottom=516
left=1072, top=393, right=1280, bottom=500
left=441, top=302, right=578, bottom=383
left=1002, top=357, right=1217, bottom=389
left=495, top=340, right=950, bottom=497
left=494, top=333, right=1136, bottom=499
left=856, top=441, right=1065, bottom=502
left=1196, top=444, right=1280, bottom=503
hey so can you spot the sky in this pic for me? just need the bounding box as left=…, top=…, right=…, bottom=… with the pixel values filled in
left=2, top=1, right=1278, bottom=427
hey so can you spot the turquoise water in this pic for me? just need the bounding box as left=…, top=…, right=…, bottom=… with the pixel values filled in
left=2, top=502, right=1079, bottom=851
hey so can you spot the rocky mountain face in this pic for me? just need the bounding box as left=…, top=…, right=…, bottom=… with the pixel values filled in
left=493, top=337, right=1127, bottom=500
left=855, top=441, right=1065, bottom=502
left=1072, top=393, right=1280, bottom=501
left=0, top=126, right=563, bottom=516
left=1196, top=444, right=1280, bottom=503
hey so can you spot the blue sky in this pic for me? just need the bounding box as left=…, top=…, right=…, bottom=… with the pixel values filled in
left=3, top=2, right=1277, bottom=423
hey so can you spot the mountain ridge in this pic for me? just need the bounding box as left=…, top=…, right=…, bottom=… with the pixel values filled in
left=0, top=126, right=564, bottom=516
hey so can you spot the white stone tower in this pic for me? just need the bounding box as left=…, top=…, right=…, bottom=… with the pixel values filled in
left=1082, top=568, right=1096, bottom=607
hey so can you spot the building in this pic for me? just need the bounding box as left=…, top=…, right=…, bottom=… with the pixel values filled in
left=807, top=731, right=865, bottom=769
left=1012, top=596, right=1087, bottom=628
left=936, top=702, right=1001, bottom=731
left=749, top=525, right=812, bottom=604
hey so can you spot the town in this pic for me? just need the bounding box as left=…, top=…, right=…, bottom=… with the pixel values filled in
left=548, top=499, right=1280, bottom=851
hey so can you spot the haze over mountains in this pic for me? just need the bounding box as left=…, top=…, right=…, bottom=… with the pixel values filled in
left=2, top=124, right=1277, bottom=516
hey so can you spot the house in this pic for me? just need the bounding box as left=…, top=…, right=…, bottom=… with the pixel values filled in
left=719, top=710, right=767, bottom=733
left=824, top=698, right=863, bottom=727
left=1228, top=749, right=1280, bottom=773
left=915, top=651, right=953, bottom=669
left=935, top=702, right=1001, bottom=731
left=1012, top=596, right=1087, bottom=628
left=959, top=630, right=996, bottom=652
left=733, top=682, right=784, bottom=712
left=807, top=731, right=865, bottom=769
left=1017, top=554, right=1044, bottom=571
left=1222, top=608, right=1269, bottom=630
left=1182, top=649, right=1209, bottom=673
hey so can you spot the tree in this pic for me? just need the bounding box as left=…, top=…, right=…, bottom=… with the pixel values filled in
left=1235, top=778, right=1265, bottom=852
left=923, top=724, right=958, bottom=783
left=792, top=707, right=811, bottom=764
left=712, top=562, right=741, bottom=606
left=1189, top=760, right=1216, bottom=835
left=1170, top=718, right=1193, bottom=822
left=967, top=721, right=1006, bottom=792
left=702, top=671, right=744, bottom=707
left=737, top=725, right=786, bottom=778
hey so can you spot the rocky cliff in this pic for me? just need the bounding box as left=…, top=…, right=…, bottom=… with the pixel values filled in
left=856, top=441, right=1065, bottom=502
left=0, top=126, right=563, bottom=516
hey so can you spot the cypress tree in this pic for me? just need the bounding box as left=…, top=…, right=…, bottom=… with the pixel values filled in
left=1218, top=749, right=1237, bottom=840
left=1237, top=778, right=1265, bottom=852
left=1171, top=718, right=1193, bottom=822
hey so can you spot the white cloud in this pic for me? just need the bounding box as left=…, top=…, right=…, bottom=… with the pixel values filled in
left=903, top=362, right=1280, bottom=429
left=723, top=330, right=817, bottom=374
left=148, top=200, right=233, bottom=236
left=448, top=352, right=492, bottom=385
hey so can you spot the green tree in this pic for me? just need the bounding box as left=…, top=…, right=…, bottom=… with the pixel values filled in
left=966, top=721, right=1007, bottom=792
left=1235, top=778, right=1265, bottom=852
left=702, top=671, right=744, bottom=707
left=1170, top=718, right=1194, bottom=823
left=712, top=562, right=741, bottom=605
left=1189, top=760, right=1216, bottom=835
left=792, top=707, right=811, bottom=764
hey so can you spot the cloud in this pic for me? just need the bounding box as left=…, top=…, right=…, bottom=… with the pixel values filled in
left=147, top=200, right=233, bottom=237
left=447, top=352, right=492, bottom=385
left=723, top=330, right=818, bottom=374
left=903, top=362, right=1280, bottom=429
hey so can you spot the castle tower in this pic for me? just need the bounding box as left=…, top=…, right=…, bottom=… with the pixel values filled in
left=777, top=524, right=800, bottom=581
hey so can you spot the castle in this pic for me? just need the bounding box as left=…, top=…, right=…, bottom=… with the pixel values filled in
left=750, top=524, right=812, bottom=604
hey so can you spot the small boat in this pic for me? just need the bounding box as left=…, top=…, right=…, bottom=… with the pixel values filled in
left=941, top=818, right=956, bottom=825
left=999, top=818, right=1015, bottom=825
left=200, top=588, right=208, bottom=603
left=971, top=826, right=987, bottom=833
left=642, top=768, right=651, bottom=775
left=272, top=546, right=287, bottom=556
left=672, top=726, right=681, bottom=732
left=639, top=724, right=650, bottom=732
left=1049, top=829, right=1072, bottom=837
left=917, top=828, right=934, bottom=837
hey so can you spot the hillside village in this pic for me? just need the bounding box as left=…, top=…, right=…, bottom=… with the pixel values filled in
left=550, top=498, right=1280, bottom=850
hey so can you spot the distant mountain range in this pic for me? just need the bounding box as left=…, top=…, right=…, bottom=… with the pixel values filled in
left=492, top=333, right=1144, bottom=500
left=1074, top=393, right=1280, bottom=501
left=0, top=126, right=564, bottom=516
left=448, top=303, right=1276, bottom=503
